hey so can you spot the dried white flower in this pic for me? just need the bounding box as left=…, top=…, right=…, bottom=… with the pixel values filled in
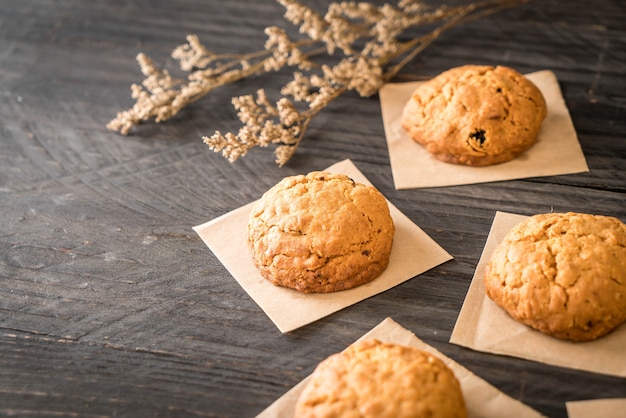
left=277, top=98, right=300, bottom=127
left=279, top=0, right=327, bottom=42
left=172, top=34, right=215, bottom=71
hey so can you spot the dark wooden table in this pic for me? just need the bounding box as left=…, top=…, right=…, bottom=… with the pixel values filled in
left=1, top=1, right=625, bottom=417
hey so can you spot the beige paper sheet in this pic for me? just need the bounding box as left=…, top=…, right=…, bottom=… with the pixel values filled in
left=193, top=159, right=452, bottom=333
left=450, top=211, right=626, bottom=378
left=257, top=317, right=545, bottom=418
left=566, top=398, right=626, bottom=418
left=379, top=70, right=589, bottom=189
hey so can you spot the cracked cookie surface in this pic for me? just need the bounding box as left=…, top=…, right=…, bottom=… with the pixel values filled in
left=401, top=65, right=547, bottom=166
left=295, top=339, right=467, bottom=418
left=484, top=212, right=626, bottom=341
left=247, top=171, right=395, bottom=293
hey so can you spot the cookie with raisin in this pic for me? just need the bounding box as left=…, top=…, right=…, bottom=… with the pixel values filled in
left=401, top=65, right=547, bottom=166
left=247, top=171, right=395, bottom=293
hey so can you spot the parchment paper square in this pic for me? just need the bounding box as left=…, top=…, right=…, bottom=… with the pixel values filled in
left=379, top=70, right=589, bottom=189
left=257, top=317, right=545, bottom=418
left=566, top=399, right=626, bottom=418
left=450, top=211, right=626, bottom=377
left=193, top=159, right=452, bottom=333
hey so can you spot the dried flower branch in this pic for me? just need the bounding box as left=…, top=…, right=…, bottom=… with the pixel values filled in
left=109, top=0, right=530, bottom=165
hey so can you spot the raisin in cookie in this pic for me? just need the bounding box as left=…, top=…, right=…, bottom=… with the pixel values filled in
left=401, top=65, right=547, bottom=166
left=294, top=339, right=467, bottom=418
left=247, top=171, right=395, bottom=293
left=484, top=212, right=626, bottom=342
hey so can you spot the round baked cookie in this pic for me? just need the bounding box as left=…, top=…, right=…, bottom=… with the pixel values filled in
left=401, top=65, right=547, bottom=166
left=246, top=171, right=395, bottom=293
left=484, top=212, right=626, bottom=342
left=294, top=339, right=467, bottom=418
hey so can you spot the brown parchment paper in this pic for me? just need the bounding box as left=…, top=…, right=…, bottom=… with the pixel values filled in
left=379, top=70, right=589, bottom=189
left=193, top=159, right=452, bottom=333
left=257, top=317, right=545, bottom=418
left=450, top=211, right=626, bottom=378
left=566, top=398, right=626, bottom=418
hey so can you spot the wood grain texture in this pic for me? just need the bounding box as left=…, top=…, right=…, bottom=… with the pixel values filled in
left=1, top=0, right=625, bottom=417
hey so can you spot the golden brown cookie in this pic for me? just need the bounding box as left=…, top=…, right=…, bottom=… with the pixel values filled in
left=294, top=339, right=467, bottom=418
left=401, top=65, right=547, bottom=166
left=484, top=212, right=626, bottom=342
left=246, top=171, right=395, bottom=293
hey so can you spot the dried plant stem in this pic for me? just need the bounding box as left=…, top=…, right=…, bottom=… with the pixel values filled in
left=108, top=0, right=531, bottom=166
